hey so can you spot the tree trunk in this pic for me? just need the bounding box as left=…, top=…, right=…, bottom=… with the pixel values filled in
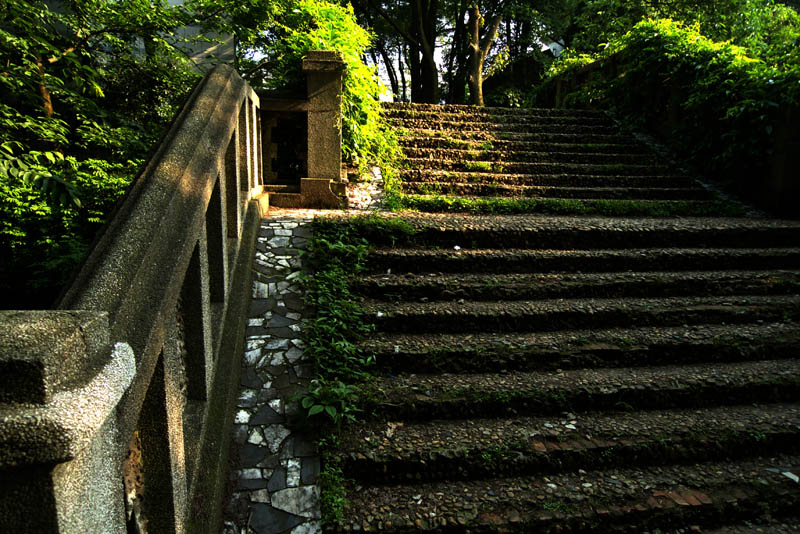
left=36, top=54, right=54, bottom=118
left=467, top=4, right=483, bottom=106
left=445, top=0, right=470, bottom=103
left=412, top=0, right=439, bottom=103
left=467, top=3, right=501, bottom=107
left=399, top=44, right=408, bottom=101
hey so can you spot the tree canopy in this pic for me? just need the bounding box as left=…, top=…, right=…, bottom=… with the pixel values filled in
left=0, top=0, right=393, bottom=308
left=345, top=0, right=798, bottom=105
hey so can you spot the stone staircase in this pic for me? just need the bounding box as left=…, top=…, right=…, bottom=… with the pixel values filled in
left=328, top=103, right=800, bottom=532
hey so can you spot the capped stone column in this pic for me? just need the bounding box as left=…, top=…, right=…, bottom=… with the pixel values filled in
left=0, top=311, right=135, bottom=533
left=301, top=50, right=346, bottom=207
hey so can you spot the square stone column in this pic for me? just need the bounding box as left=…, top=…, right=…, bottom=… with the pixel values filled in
left=302, top=50, right=346, bottom=181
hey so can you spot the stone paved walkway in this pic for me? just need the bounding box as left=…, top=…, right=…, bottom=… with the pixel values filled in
left=221, top=212, right=320, bottom=534
left=221, top=176, right=383, bottom=534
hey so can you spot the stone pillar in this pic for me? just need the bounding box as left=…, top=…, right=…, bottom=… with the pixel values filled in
left=0, top=311, right=135, bottom=533
left=301, top=50, right=346, bottom=207
left=303, top=50, right=345, bottom=181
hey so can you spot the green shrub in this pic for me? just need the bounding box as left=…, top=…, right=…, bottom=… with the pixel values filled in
left=265, top=0, right=399, bottom=173
left=532, top=18, right=800, bottom=190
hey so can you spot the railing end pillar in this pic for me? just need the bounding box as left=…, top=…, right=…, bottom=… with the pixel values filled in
left=0, top=311, right=135, bottom=533
left=303, top=50, right=345, bottom=182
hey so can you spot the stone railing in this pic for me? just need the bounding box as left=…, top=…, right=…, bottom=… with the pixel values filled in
left=0, top=64, right=267, bottom=533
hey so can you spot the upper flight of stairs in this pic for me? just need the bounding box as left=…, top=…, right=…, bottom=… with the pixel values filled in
left=326, top=103, right=800, bottom=533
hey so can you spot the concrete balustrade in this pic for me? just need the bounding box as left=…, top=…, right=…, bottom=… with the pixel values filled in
left=0, top=64, right=269, bottom=533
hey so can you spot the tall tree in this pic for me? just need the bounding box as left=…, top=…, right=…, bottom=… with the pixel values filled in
left=467, top=2, right=503, bottom=105
left=357, top=0, right=441, bottom=102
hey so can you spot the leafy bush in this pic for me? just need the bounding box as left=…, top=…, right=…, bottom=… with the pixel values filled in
left=263, top=0, right=399, bottom=172
left=533, top=18, right=800, bottom=194
left=0, top=0, right=201, bottom=308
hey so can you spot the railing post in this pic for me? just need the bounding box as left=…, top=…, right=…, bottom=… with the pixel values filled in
left=0, top=311, right=134, bottom=533
left=303, top=50, right=345, bottom=181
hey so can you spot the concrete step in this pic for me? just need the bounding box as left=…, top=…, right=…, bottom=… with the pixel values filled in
left=400, top=182, right=712, bottom=200
left=396, top=120, right=619, bottom=135
left=382, top=101, right=607, bottom=118
left=362, top=322, right=800, bottom=374
left=336, top=455, right=800, bottom=532
left=399, top=136, right=651, bottom=154
left=402, top=147, right=659, bottom=165
left=362, top=359, right=800, bottom=421
left=337, top=403, right=800, bottom=483
left=363, top=295, right=800, bottom=334
left=400, top=128, right=639, bottom=144
left=397, top=169, right=697, bottom=188
left=359, top=214, right=800, bottom=249
left=399, top=195, right=734, bottom=216
left=357, top=270, right=800, bottom=301
left=365, top=247, right=800, bottom=274
left=388, top=114, right=615, bottom=128
left=402, top=158, right=674, bottom=176
left=695, top=520, right=800, bottom=533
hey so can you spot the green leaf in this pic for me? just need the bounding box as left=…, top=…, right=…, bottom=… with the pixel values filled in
left=308, top=404, right=324, bottom=416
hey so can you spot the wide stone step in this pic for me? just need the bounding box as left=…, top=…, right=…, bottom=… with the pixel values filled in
left=357, top=270, right=800, bottom=301
left=389, top=114, right=615, bottom=128
left=366, top=247, right=800, bottom=274
left=337, top=404, right=800, bottom=484
left=397, top=120, right=618, bottom=134
left=697, top=520, right=800, bottom=533
left=400, top=182, right=712, bottom=200
left=404, top=157, right=672, bottom=176
left=402, top=147, right=658, bottom=165
left=363, top=295, right=800, bottom=334
left=363, top=359, right=800, bottom=421
left=401, top=128, right=637, bottom=144
left=399, top=136, right=651, bottom=154
left=397, top=169, right=696, bottom=188
left=362, top=322, right=800, bottom=374
left=400, top=195, right=733, bottom=217
left=361, top=214, right=800, bottom=249
left=334, top=455, right=800, bottom=533
left=382, top=102, right=606, bottom=118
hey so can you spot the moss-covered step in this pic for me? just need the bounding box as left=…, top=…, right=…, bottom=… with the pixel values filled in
left=402, top=128, right=643, bottom=145
left=356, top=269, right=800, bottom=301
left=361, top=358, right=800, bottom=421
left=397, top=169, right=697, bottom=188
left=400, top=182, right=712, bottom=200
left=362, top=322, right=800, bottom=374
left=402, top=147, right=659, bottom=166
left=398, top=137, right=651, bottom=154
left=336, top=403, right=800, bottom=483
left=389, top=114, right=615, bottom=129
left=332, top=455, right=800, bottom=533
left=363, top=294, right=800, bottom=334
left=365, top=247, right=800, bottom=275
left=403, top=158, right=674, bottom=176
left=360, top=214, right=800, bottom=249
left=382, top=101, right=606, bottom=118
